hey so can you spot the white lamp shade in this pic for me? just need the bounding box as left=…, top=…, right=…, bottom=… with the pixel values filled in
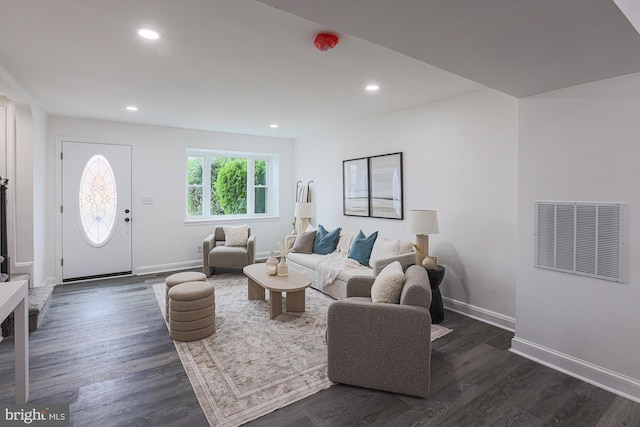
left=407, top=209, right=439, bottom=235
left=295, top=202, right=314, bottom=218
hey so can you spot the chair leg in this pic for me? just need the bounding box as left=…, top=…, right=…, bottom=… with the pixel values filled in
left=204, top=266, right=214, bottom=277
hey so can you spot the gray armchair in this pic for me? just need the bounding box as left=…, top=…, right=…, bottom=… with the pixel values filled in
left=203, top=226, right=255, bottom=276
left=326, top=265, right=432, bottom=397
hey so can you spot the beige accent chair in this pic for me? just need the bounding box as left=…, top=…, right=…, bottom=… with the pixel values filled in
left=326, top=265, right=432, bottom=397
left=203, top=226, right=255, bottom=276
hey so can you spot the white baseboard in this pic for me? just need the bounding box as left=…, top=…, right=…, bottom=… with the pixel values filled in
left=40, top=277, right=58, bottom=287
left=511, top=337, right=640, bottom=403
left=442, top=296, right=515, bottom=332
left=135, top=260, right=202, bottom=276
left=8, top=262, right=32, bottom=287
left=13, top=261, right=33, bottom=273
left=255, top=252, right=269, bottom=261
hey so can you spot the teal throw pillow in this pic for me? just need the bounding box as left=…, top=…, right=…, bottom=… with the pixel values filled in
left=348, top=230, right=378, bottom=266
left=313, top=225, right=342, bottom=255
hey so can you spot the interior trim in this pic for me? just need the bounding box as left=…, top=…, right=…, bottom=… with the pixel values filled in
left=511, top=337, right=640, bottom=404
left=442, top=295, right=515, bottom=332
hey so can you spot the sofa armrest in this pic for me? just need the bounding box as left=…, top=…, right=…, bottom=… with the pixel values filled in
left=372, top=252, right=416, bottom=275
left=328, top=300, right=432, bottom=340
left=203, top=234, right=214, bottom=255
left=203, top=234, right=215, bottom=276
left=345, top=276, right=375, bottom=298
left=247, top=234, right=256, bottom=264
left=327, top=299, right=432, bottom=397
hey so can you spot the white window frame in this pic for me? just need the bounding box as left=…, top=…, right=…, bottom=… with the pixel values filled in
left=185, top=148, right=278, bottom=222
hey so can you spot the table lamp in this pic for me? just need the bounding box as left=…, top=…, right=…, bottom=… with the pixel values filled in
left=294, top=202, right=314, bottom=232
left=407, top=209, right=439, bottom=266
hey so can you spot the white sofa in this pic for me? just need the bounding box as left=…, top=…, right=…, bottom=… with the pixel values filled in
left=285, top=230, right=415, bottom=300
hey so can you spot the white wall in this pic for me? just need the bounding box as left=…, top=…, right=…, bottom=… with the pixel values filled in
left=31, top=105, right=47, bottom=287
left=14, top=103, right=34, bottom=272
left=294, top=88, right=519, bottom=325
left=513, top=72, right=640, bottom=401
left=1, top=98, right=7, bottom=177
left=47, top=117, right=295, bottom=282
left=0, top=70, right=47, bottom=287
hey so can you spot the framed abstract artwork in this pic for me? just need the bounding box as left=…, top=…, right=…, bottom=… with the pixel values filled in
left=342, top=152, right=403, bottom=219
left=343, top=157, right=369, bottom=217
left=369, top=152, right=403, bottom=219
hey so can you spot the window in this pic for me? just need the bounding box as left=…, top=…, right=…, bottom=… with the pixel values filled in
left=79, top=154, right=118, bottom=246
left=186, top=149, right=276, bottom=220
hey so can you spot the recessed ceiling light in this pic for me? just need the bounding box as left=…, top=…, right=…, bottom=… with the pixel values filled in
left=137, top=28, right=160, bottom=40
left=270, top=124, right=279, bottom=129
left=365, top=84, right=380, bottom=91
left=126, top=105, right=138, bottom=111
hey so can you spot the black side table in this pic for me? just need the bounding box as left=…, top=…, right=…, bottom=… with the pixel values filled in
left=426, top=265, right=445, bottom=324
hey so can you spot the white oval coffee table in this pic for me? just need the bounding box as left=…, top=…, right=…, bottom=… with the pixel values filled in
left=243, top=263, right=312, bottom=319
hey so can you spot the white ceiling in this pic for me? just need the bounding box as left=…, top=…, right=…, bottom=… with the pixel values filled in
left=259, top=0, right=640, bottom=97
left=1, top=0, right=639, bottom=139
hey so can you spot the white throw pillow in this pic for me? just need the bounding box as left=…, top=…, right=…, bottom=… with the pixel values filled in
left=224, top=225, right=249, bottom=246
left=305, top=223, right=317, bottom=232
left=336, top=232, right=355, bottom=257
left=398, top=240, right=414, bottom=254
left=369, top=237, right=401, bottom=267
left=370, top=261, right=405, bottom=304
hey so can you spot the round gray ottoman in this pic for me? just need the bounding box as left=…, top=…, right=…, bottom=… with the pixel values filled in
left=168, top=281, right=215, bottom=342
left=165, top=271, right=207, bottom=321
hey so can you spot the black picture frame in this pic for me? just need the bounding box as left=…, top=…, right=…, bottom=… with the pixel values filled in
left=343, top=157, right=369, bottom=217
left=369, top=152, right=403, bottom=219
left=342, top=152, right=403, bottom=219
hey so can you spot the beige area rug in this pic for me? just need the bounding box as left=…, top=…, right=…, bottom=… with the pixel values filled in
left=153, top=273, right=452, bottom=427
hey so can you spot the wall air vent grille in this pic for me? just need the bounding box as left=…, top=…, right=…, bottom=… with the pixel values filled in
left=534, top=201, right=626, bottom=282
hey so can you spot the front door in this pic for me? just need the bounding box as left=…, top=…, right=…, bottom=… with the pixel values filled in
left=61, top=141, right=132, bottom=281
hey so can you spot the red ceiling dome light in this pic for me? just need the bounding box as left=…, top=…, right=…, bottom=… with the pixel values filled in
left=313, top=33, right=339, bottom=52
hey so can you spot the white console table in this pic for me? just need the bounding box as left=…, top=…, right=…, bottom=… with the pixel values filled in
left=0, top=279, right=29, bottom=403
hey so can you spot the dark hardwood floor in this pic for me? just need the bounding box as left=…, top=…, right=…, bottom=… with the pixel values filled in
left=0, top=273, right=207, bottom=426
left=1, top=273, right=639, bottom=426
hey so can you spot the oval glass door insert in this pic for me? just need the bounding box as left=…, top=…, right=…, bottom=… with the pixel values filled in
left=79, top=154, right=118, bottom=246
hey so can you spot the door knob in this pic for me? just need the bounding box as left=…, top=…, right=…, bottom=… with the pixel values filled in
left=125, top=218, right=130, bottom=222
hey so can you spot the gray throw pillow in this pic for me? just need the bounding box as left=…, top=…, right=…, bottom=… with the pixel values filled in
left=291, top=231, right=317, bottom=254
